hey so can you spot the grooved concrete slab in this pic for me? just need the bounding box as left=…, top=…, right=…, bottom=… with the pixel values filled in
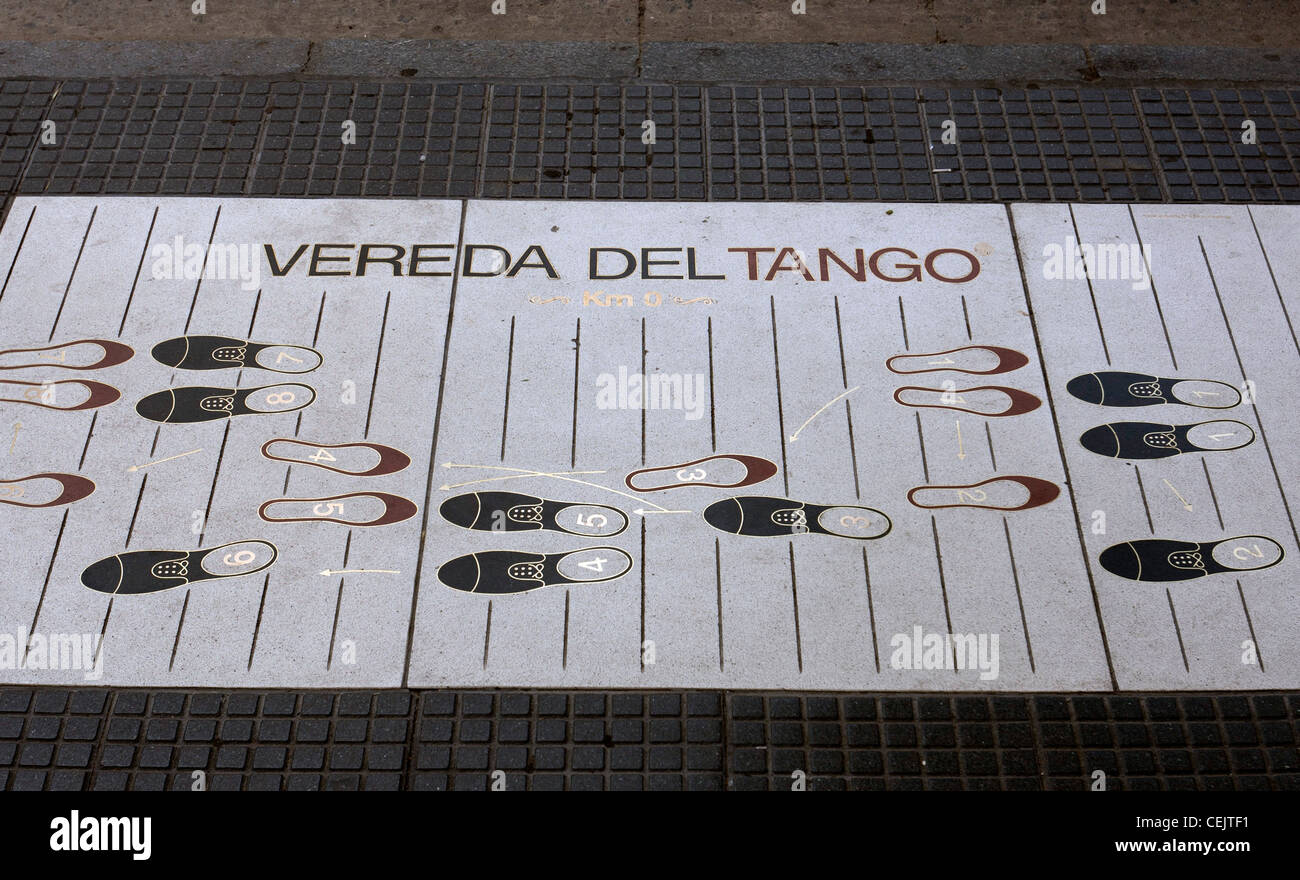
left=0, top=196, right=1294, bottom=691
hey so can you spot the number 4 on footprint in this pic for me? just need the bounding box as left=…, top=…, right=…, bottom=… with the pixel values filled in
left=437, top=548, right=634, bottom=595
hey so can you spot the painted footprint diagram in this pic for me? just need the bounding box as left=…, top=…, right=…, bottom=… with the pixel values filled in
left=434, top=454, right=894, bottom=595
left=0, top=339, right=134, bottom=371
left=1066, top=368, right=1279, bottom=585
left=81, top=540, right=278, bottom=596
left=151, top=335, right=323, bottom=374
left=702, top=496, right=892, bottom=540
left=0, top=473, right=96, bottom=508
left=1099, top=536, right=1284, bottom=582
left=1079, top=420, right=1254, bottom=460
left=136, top=384, right=315, bottom=423
left=438, top=547, right=634, bottom=595
left=440, top=491, right=628, bottom=537
left=907, top=475, right=1060, bottom=512
left=1067, top=371, right=1241, bottom=409
left=261, top=438, right=410, bottom=477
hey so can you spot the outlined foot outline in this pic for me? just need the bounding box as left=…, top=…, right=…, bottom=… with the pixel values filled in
left=151, top=336, right=322, bottom=374
left=625, top=454, right=778, bottom=492
left=80, top=540, right=278, bottom=595
left=1067, top=371, right=1241, bottom=409
left=886, top=345, right=1029, bottom=376
left=0, top=379, right=121, bottom=411
left=1099, top=535, right=1283, bottom=582
left=259, top=493, right=417, bottom=527
left=440, top=491, right=628, bottom=537
left=703, top=495, right=891, bottom=540
left=1079, top=420, right=1254, bottom=459
left=907, top=475, right=1060, bottom=511
left=136, top=384, right=315, bottom=423
left=261, top=438, right=411, bottom=477
left=0, top=473, right=96, bottom=508
left=0, top=339, right=134, bottom=371
left=892, top=385, right=1041, bottom=417
left=437, top=547, right=634, bottom=595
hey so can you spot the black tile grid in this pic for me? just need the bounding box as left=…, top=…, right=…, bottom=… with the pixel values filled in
left=482, top=84, right=706, bottom=200
left=22, top=80, right=264, bottom=196
left=1136, top=88, right=1300, bottom=203
left=706, top=86, right=933, bottom=201
left=0, top=79, right=56, bottom=196
left=412, top=691, right=724, bottom=791
left=1, top=689, right=1297, bottom=791
left=921, top=87, right=1165, bottom=202
left=7, top=82, right=1300, bottom=202
left=248, top=82, right=486, bottom=198
left=726, top=693, right=1300, bottom=792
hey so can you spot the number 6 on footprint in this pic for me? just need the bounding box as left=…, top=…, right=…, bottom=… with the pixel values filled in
left=80, top=540, right=277, bottom=595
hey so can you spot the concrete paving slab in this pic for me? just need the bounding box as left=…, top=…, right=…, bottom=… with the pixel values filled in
left=0, top=196, right=459, bottom=687
left=407, top=200, right=1109, bottom=691
left=0, top=196, right=1293, bottom=692
left=1011, top=203, right=1300, bottom=689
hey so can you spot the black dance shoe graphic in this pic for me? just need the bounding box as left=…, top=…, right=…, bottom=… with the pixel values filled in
left=80, top=540, right=277, bottom=595
left=437, top=547, right=633, bottom=595
left=1079, top=419, right=1254, bottom=459
left=703, top=496, right=891, bottom=540
left=439, top=491, right=628, bottom=537
left=151, top=336, right=322, bottom=373
left=136, top=384, right=315, bottom=423
left=1099, top=535, right=1283, bottom=582
left=1067, top=371, right=1240, bottom=408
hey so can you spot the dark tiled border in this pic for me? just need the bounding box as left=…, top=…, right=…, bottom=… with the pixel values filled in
left=2, top=690, right=1296, bottom=791
left=5, top=83, right=1299, bottom=202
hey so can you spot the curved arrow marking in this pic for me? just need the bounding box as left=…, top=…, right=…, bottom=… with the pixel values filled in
left=789, top=386, right=860, bottom=442
left=442, top=462, right=672, bottom=513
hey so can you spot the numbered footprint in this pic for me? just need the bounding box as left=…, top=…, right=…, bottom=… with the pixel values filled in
left=0, top=339, right=134, bottom=371
left=439, top=491, right=627, bottom=537
left=261, top=438, right=411, bottom=477
left=907, top=476, right=1060, bottom=512
left=151, top=336, right=322, bottom=374
left=135, top=384, right=315, bottom=424
left=886, top=345, right=1029, bottom=376
left=625, top=454, right=778, bottom=491
left=703, top=496, right=891, bottom=540
left=1066, top=371, right=1241, bottom=408
left=1099, top=535, right=1283, bottom=582
left=0, top=473, right=96, bottom=509
left=0, top=379, right=121, bottom=412
left=1079, top=420, right=1254, bottom=460
left=258, top=492, right=417, bottom=527
left=437, top=547, right=634, bottom=595
left=892, top=384, right=1042, bottom=417
left=80, top=540, right=278, bottom=595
